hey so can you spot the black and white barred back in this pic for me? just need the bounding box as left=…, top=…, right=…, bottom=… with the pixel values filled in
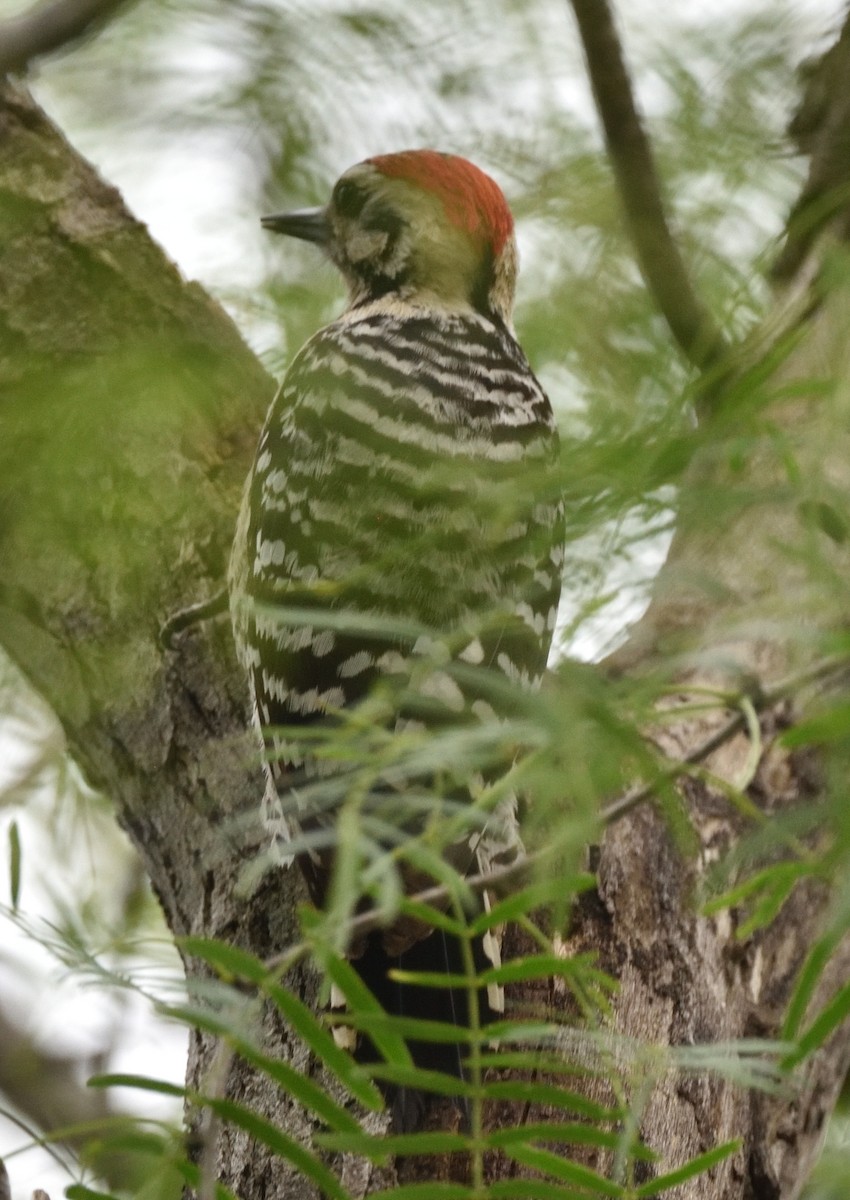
left=231, top=303, right=561, bottom=906
left=230, top=151, right=563, bottom=1120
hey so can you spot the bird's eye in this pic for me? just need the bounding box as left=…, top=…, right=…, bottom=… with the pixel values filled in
left=333, top=180, right=367, bottom=219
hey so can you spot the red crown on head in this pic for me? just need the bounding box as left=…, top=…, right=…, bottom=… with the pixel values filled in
left=367, top=150, right=514, bottom=256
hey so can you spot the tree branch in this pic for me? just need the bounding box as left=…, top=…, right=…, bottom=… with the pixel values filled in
left=0, top=0, right=129, bottom=75
left=772, top=10, right=850, bottom=282
left=568, top=0, right=728, bottom=373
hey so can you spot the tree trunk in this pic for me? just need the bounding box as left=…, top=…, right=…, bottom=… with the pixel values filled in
left=2, top=27, right=850, bottom=1195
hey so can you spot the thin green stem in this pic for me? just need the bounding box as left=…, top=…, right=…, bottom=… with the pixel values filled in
left=452, top=893, right=485, bottom=1194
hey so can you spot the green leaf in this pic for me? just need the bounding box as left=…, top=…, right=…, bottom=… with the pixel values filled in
left=782, top=935, right=838, bottom=1040
left=504, top=1143, right=624, bottom=1195
left=367, top=1063, right=472, bottom=1098
left=339, top=1011, right=474, bottom=1045
left=783, top=981, right=850, bottom=1068
left=133, top=1158, right=185, bottom=1200
left=781, top=702, right=850, bottom=747
left=367, top=1186, right=475, bottom=1200
left=206, top=1097, right=349, bottom=1200
left=483, top=1021, right=563, bottom=1045
left=388, top=969, right=473, bottom=990
left=165, top=1005, right=362, bottom=1133
left=8, top=820, right=20, bottom=910
left=80, top=1129, right=175, bottom=1156
left=480, top=954, right=613, bottom=988
left=634, top=1139, right=741, bottom=1195
left=180, top=936, right=272, bottom=983
left=89, top=1073, right=185, bottom=1098
left=254, top=602, right=430, bottom=644
left=488, top=1122, right=655, bottom=1160
left=315, top=1130, right=469, bottom=1158
left=703, top=863, right=805, bottom=938
left=489, top=1182, right=590, bottom=1199
left=482, top=1081, right=620, bottom=1121
left=265, top=976, right=383, bottom=1109
left=671, top=1039, right=790, bottom=1092
left=66, top=1187, right=120, bottom=1200
left=237, top=1043, right=363, bottom=1135
left=397, top=899, right=468, bottom=937
left=702, top=870, right=774, bottom=914
left=319, top=951, right=413, bottom=1068
left=475, top=1048, right=587, bottom=1074
left=179, top=938, right=383, bottom=1110
left=468, top=876, right=596, bottom=933
left=466, top=885, right=553, bottom=931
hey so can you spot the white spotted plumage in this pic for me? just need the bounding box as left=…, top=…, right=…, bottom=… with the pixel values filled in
left=228, top=152, right=563, bottom=1082
left=233, top=304, right=560, bottom=813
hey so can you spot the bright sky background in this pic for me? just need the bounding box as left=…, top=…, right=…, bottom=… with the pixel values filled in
left=0, top=0, right=847, bottom=1195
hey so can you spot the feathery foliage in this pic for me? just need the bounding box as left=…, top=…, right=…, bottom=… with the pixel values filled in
left=2, top=1, right=850, bottom=1197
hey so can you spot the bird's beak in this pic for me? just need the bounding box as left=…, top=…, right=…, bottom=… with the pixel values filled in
left=261, top=206, right=330, bottom=245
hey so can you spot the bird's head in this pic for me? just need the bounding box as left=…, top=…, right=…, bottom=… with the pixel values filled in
left=262, top=150, right=519, bottom=325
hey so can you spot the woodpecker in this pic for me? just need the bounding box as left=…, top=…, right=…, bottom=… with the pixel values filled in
left=230, top=150, right=563, bottom=1118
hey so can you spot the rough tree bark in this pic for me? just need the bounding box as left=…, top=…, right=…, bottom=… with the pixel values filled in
left=1, top=14, right=850, bottom=1198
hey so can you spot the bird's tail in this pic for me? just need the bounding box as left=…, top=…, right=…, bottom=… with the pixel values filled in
left=344, top=922, right=499, bottom=1132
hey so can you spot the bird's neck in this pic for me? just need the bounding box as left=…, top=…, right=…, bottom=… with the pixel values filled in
left=341, top=289, right=515, bottom=334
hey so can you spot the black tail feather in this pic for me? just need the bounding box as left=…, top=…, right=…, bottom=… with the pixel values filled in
left=350, top=926, right=494, bottom=1131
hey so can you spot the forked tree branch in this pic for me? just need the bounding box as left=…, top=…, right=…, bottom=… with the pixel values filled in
left=569, top=0, right=729, bottom=374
